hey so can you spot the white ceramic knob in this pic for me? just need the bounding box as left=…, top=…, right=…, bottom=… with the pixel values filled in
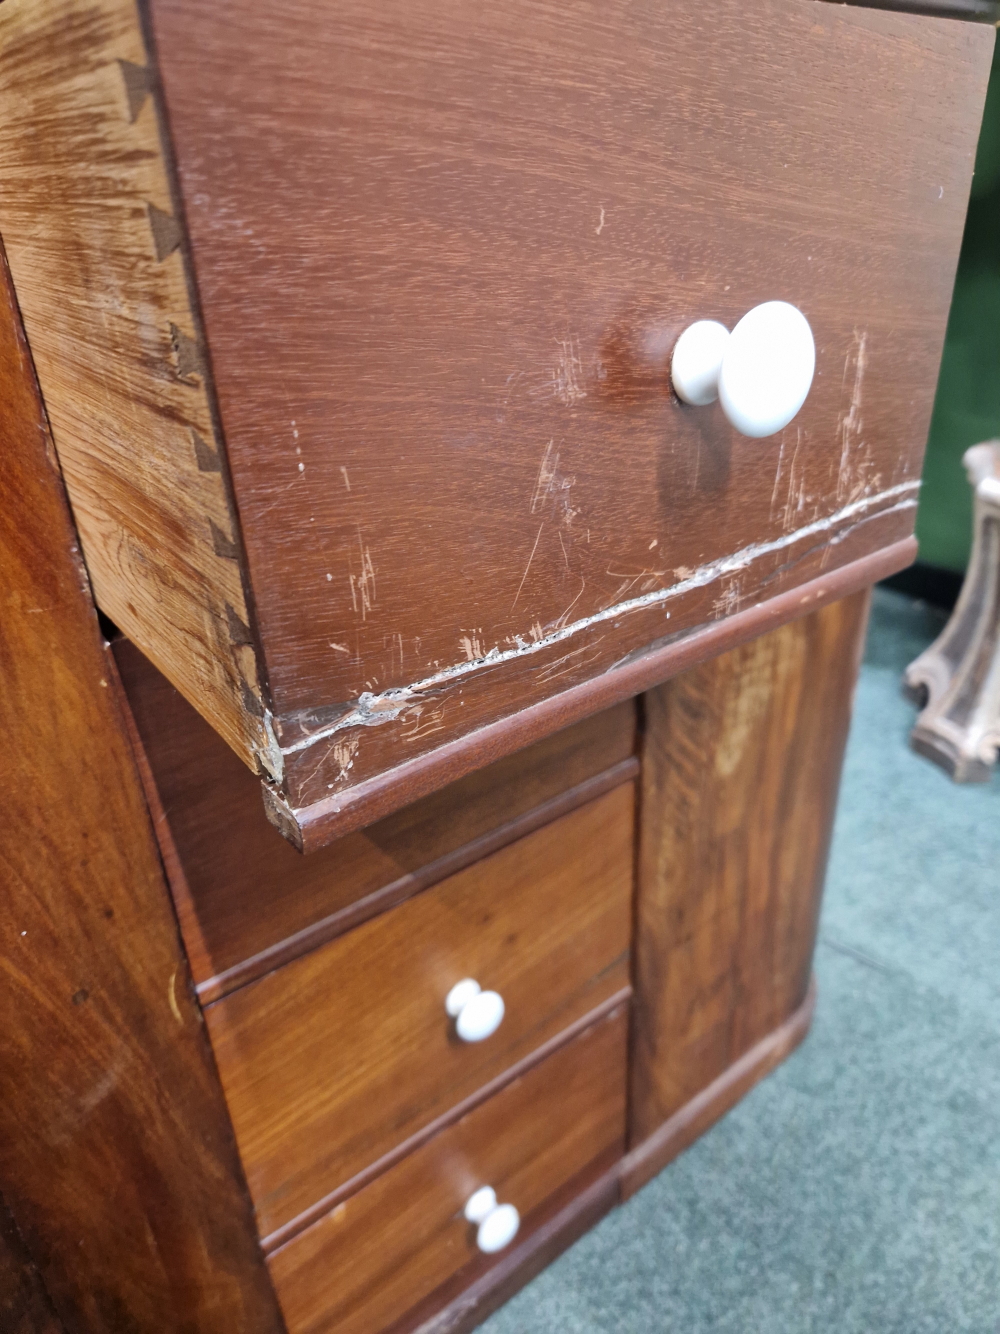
left=670, top=319, right=730, bottom=407
left=463, top=1187, right=521, bottom=1252
left=464, top=1186, right=498, bottom=1224
left=479, top=1205, right=520, bottom=1253
left=445, top=978, right=481, bottom=1017
left=444, top=978, right=505, bottom=1042
left=671, top=301, right=815, bottom=439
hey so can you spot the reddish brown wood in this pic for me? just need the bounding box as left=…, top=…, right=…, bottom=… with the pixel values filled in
left=406, top=978, right=810, bottom=1332
left=629, top=591, right=870, bottom=1145
left=260, top=987, right=631, bottom=1255
left=0, top=1, right=985, bottom=852
left=394, top=1156, right=621, bottom=1334
left=210, top=759, right=638, bottom=1002
left=0, top=1195, right=64, bottom=1334
left=113, top=636, right=636, bottom=992
left=266, top=1006, right=628, bottom=1334
left=0, top=245, right=284, bottom=1332
left=622, top=977, right=816, bottom=1198
left=270, top=539, right=912, bottom=848
left=0, top=0, right=275, bottom=776
left=141, top=0, right=986, bottom=817
left=206, top=786, right=634, bottom=1239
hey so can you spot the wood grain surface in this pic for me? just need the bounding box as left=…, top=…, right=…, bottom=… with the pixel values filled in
left=0, top=0, right=276, bottom=777
left=629, top=591, right=870, bottom=1143
left=267, top=1006, right=628, bottom=1334
left=392, top=1155, right=621, bottom=1334
left=206, top=786, right=634, bottom=1239
left=144, top=0, right=988, bottom=811
left=0, top=0, right=983, bottom=849
left=270, top=540, right=912, bottom=848
left=114, top=636, right=636, bottom=995
left=0, top=1194, right=64, bottom=1334
left=0, top=247, right=284, bottom=1332
left=622, top=977, right=816, bottom=1198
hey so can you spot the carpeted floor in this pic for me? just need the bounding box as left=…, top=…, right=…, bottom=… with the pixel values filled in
left=483, top=588, right=1000, bottom=1333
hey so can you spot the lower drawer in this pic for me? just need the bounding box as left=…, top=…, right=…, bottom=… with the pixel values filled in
left=268, top=1004, right=628, bottom=1334
left=206, top=785, right=633, bottom=1237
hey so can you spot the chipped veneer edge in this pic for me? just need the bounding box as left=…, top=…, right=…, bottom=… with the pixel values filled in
left=265, top=534, right=915, bottom=849
left=280, top=482, right=919, bottom=760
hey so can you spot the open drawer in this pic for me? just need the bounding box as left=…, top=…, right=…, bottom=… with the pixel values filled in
left=0, top=0, right=990, bottom=847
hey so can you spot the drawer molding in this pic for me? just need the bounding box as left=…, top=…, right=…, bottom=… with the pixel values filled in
left=260, top=985, right=631, bottom=1255
left=267, top=538, right=914, bottom=851
left=199, top=759, right=638, bottom=1003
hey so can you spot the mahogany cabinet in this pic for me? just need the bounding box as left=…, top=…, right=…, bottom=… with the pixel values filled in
left=0, top=0, right=992, bottom=1331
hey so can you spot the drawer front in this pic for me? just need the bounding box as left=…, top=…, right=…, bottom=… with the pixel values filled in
left=205, top=785, right=633, bottom=1237
left=113, top=635, right=635, bottom=997
left=145, top=0, right=986, bottom=816
left=3, top=1, right=987, bottom=846
left=268, top=1004, right=628, bottom=1334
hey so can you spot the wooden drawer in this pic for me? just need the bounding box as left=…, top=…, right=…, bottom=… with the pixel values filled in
left=268, top=1003, right=628, bottom=1334
left=114, top=635, right=636, bottom=1001
left=205, top=785, right=633, bottom=1239
left=0, top=0, right=990, bottom=851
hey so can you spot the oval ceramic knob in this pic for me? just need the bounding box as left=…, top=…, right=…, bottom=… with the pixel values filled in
left=718, top=301, right=815, bottom=438
left=671, top=301, right=815, bottom=439
left=479, top=1203, right=520, bottom=1253
left=463, top=1187, right=520, bottom=1253
left=444, top=978, right=505, bottom=1042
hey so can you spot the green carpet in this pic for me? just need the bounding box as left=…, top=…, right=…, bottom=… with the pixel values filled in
left=483, top=588, right=1000, bottom=1333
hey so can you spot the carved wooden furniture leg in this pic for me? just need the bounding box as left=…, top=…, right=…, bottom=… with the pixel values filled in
left=905, top=442, right=1000, bottom=782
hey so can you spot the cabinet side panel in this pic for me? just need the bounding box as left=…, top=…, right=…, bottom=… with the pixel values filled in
left=630, top=590, right=870, bottom=1142
left=0, top=0, right=274, bottom=778
left=0, top=245, right=284, bottom=1333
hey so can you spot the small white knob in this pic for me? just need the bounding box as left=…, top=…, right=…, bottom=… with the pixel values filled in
left=477, top=1202, right=520, bottom=1253
left=671, top=301, right=815, bottom=439
left=444, top=978, right=481, bottom=1017
left=670, top=319, right=730, bottom=406
left=464, top=1186, right=497, bottom=1224
left=456, top=990, right=504, bottom=1042
left=463, top=1187, right=521, bottom=1252
left=444, top=979, right=505, bottom=1042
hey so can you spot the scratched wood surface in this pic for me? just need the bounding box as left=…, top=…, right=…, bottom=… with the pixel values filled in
left=0, top=246, right=284, bottom=1332
left=114, top=635, right=636, bottom=997
left=205, top=785, right=634, bottom=1239
left=143, top=0, right=988, bottom=819
left=629, top=590, right=871, bottom=1145
left=267, top=1006, right=628, bottom=1334
left=0, top=0, right=277, bottom=779
left=0, top=0, right=989, bottom=849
